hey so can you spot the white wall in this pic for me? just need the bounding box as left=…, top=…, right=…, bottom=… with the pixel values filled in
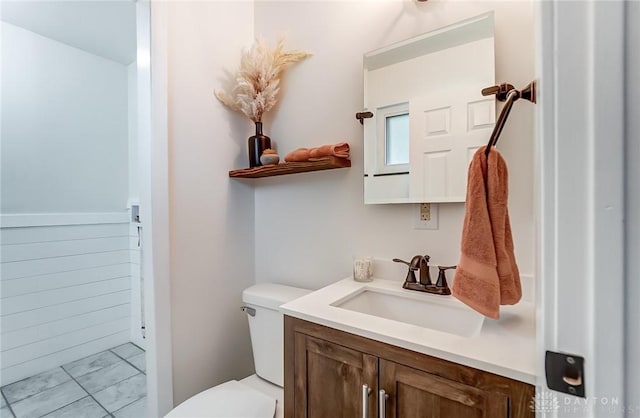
left=1, top=22, right=129, bottom=214
left=0, top=22, right=138, bottom=386
left=165, top=1, right=256, bottom=405
left=253, top=1, right=535, bottom=289
left=0, top=218, right=132, bottom=386
left=128, top=62, right=140, bottom=205
left=158, top=0, right=535, bottom=404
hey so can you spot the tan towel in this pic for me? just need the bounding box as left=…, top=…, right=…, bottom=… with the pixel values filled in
left=285, top=142, right=350, bottom=162
left=308, top=142, right=350, bottom=159
left=284, top=148, right=311, bottom=162
left=452, top=146, right=521, bottom=319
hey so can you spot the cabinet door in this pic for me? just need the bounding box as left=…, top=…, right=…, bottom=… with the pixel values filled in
left=293, top=333, right=378, bottom=418
left=379, top=359, right=508, bottom=418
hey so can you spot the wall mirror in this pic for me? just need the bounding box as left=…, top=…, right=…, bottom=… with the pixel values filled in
left=363, top=12, right=496, bottom=204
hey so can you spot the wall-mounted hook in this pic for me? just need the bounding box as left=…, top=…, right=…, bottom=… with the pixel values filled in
left=356, top=111, right=373, bottom=125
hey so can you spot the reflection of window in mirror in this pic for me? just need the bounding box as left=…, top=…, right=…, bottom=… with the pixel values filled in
left=385, top=113, right=409, bottom=165
left=375, top=102, right=409, bottom=175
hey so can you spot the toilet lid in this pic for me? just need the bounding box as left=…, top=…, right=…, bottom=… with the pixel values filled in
left=165, top=380, right=276, bottom=418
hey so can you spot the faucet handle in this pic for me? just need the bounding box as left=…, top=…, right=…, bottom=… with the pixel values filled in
left=392, top=258, right=411, bottom=267
left=435, top=265, right=456, bottom=293
left=438, top=265, right=457, bottom=271
left=393, top=258, right=418, bottom=284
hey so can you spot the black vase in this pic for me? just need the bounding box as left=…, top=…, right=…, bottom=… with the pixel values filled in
left=248, top=122, right=271, bottom=168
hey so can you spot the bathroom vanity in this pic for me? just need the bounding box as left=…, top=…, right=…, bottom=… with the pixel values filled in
left=281, top=278, right=535, bottom=418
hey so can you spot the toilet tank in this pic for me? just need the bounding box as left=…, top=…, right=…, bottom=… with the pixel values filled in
left=242, top=284, right=310, bottom=387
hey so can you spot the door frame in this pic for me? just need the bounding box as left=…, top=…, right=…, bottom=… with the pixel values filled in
left=137, top=2, right=174, bottom=416
left=625, top=1, right=640, bottom=410
left=137, top=1, right=633, bottom=416
left=536, top=1, right=626, bottom=416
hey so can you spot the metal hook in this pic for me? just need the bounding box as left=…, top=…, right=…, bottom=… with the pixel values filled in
left=355, top=111, right=374, bottom=125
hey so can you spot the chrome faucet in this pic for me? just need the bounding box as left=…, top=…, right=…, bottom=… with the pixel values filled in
left=393, top=255, right=453, bottom=295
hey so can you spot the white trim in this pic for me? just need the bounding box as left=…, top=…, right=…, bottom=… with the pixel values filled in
left=537, top=1, right=625, bottom=415
left=625, top=0, right=640, bottom=408
left=519, top=273, right=534, bottom=305
left=0, top=212, right=130, bottom=228
left=364, top=197, right=410, bottom=205
left=139, top=2, right=174, bottom=416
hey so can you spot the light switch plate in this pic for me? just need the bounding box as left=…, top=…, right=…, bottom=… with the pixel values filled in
left=414, top=203, right=438, bottom=230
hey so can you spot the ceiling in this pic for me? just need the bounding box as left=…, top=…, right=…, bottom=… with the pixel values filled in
left=1, top=0, right=137, bottom=65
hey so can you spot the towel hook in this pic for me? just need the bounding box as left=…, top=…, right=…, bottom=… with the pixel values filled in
left=355, top=111, right=374, bottom=125
left=482, top=81, right=537, bottom=156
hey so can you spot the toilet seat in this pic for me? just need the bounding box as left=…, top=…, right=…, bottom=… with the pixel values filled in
left=165, top=380, right=276, bottom=418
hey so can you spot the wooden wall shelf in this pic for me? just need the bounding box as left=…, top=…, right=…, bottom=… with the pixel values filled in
left=229, top=157, right=351, bottom=179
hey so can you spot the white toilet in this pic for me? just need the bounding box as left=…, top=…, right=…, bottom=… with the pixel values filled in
left=166, top=283, right=310, bottom=418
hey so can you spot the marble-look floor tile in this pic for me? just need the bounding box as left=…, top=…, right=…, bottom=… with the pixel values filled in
left=113, top=397, right=146, bottom=418
left=41, top=396, right=106, bottom=418
left=77, top=361, right=138, bottom=394
left=1, top=394, right=6, bottom=408
left=10, top=380, right=85, bottom=418
left=0, top=406, right=14, bottom=418
left=126, top=353, right=146, bottom=373
left=62, top=351, right=120, bottom=378
left=110, top=344, right=144, bottom=360
left=1, top=368, right=70, bottom=404
left=93, top=374, right=146, bottom=413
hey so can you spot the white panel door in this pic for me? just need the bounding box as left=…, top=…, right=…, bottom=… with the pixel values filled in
left=537, top=1, right=626, bottom=417
left=409, top=89, right=494, bottom=202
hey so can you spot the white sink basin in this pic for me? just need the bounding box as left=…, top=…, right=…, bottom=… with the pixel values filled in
left=331, top=287, right=484, bottom=338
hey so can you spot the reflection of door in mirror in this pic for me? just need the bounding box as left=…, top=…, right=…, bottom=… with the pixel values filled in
left=363, top=12, right=495, bottom=204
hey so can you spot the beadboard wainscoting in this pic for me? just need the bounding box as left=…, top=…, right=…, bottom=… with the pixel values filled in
left=0, top=213, right=142, bottom=386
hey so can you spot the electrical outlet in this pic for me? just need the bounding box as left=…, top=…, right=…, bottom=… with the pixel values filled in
left=420, top=203, right=431, bottom=221
left=414, top=203, right=438, bottom=230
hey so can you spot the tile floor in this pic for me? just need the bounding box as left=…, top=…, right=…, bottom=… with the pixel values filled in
left=1, top=343, right=146, bottom=418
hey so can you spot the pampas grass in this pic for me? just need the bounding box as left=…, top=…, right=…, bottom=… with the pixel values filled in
left=215, top=37, right=311, bottom=123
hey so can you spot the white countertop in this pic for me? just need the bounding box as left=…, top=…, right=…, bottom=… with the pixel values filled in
left=280, top=277, right=536, bottom=385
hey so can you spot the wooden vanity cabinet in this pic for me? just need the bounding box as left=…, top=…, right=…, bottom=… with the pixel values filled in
left=291, top=333, right=378, bottom=418
left=379, top=359, right=508, bottom=418
left=284, top=316, right=534, bottom=418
